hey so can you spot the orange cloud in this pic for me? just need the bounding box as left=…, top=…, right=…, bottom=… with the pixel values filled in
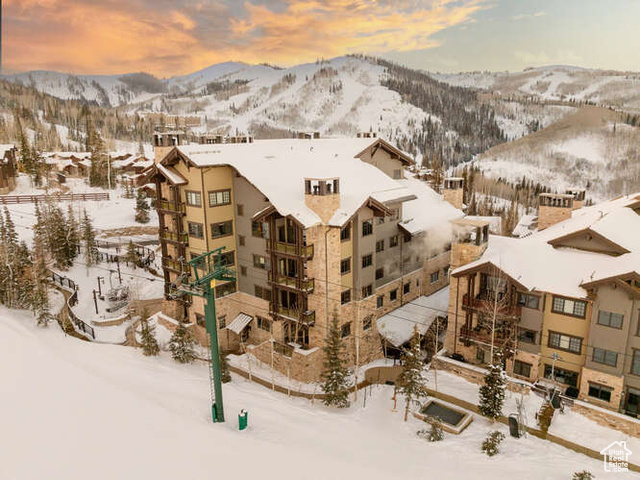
left=4, top=0, right=486, bottom=76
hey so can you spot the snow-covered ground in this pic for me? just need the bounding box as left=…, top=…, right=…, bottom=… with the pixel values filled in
left=1, top=307, right=630, bottom=480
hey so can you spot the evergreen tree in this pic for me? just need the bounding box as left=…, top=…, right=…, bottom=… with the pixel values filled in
left=321, top=316, right=351, bottom=408
left=125, top=240, right=139, bottom=267
left=220, top=351, right=231, bottom=383
left=139, top=310, right=160, bottom=356
left=135, top=188, right=150, bottom=224
left=478, top=353, right=506, bottom=420
left=31, top=252, right=52, bottom=327
left=81, top=210, right=99, bottom=267
left=66, top=205, right=80, bottom=263
left=572, top=471, right=594, bottom=480
left=397, top=327, right=427, bottom=421
left=169, top=319, right=196, bottom=363
left=481, top=430, right=505, bottom=457
left=417, top=416, right=444, bottom=442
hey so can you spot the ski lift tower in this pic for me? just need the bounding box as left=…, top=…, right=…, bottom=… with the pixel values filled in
left=170, top=246, right=235, bottom=423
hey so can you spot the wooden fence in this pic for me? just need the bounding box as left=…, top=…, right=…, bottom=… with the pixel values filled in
left=49, top=272, right=96, bottom=340
left=0, top=192, right=110, bottom=204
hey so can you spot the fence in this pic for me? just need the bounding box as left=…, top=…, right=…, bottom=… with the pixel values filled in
left=49, top=272, right=95, bottom=340
left=0, top=192, right=110, bottom=204
left=95, top=242, right=155, bottom=268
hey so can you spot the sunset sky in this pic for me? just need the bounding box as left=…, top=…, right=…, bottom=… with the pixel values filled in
left=4, top=0, right=640, bottom=77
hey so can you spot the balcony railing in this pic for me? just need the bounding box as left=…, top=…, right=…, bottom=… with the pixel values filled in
left=157, top=199, right=186, bottom=214
left=162, top=257, right=184, bottom=272
left=462, top=293, right=521, bottom=319
left=459, top=325, right=513, bottom=348
left=273, top=341, right=294, bottom=358
left=268, top=272, right=314, bottom=292
left=160, top=230, right=189, bottom=244
left=269, top=241, right=314, bottom=259
left=271, top=305, right=316, bottom=326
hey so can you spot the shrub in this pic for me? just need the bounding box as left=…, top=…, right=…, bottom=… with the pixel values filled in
left=538, top=401, right=555, bottom=434
left=417, top=416, right=444, bottom=442
left=572, top=471, right=594, bottom=480
left=481, top=430, right=505, bottom=457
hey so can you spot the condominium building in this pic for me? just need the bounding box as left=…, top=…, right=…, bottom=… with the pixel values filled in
left=445, top=190, right=640, bottom=416
left=149, top=132, right=463, bottom=382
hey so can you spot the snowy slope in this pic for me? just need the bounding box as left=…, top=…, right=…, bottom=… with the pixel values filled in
left=432, top=66, right=640, bottom=112
left=1, top=308, right=628, bottom=480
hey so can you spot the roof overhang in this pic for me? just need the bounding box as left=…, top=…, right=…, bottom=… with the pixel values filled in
left=355, top=138, right=414, bottom=166
left=451, top=260, right=529, bottom=292
left=547, top=227, right=630, bottom=256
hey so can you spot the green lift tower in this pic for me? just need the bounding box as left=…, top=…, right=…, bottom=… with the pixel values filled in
left=171, top=246, right=235, bottom=423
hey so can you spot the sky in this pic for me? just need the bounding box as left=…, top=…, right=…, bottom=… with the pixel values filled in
left=3, top=0, right=640, bottom=77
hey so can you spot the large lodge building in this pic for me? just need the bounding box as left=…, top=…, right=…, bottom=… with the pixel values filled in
left=446, top=190, right=640, bottom=417
left=150, top=130, right=463, bottom=382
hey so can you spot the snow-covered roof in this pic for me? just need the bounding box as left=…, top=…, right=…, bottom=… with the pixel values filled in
left=453, top=194, right=640, bottom=299
left=175, top=138, right=417, bottom=228
left=226, top=313, right=253, bottom=334
left=512, top=213, right=538, bottom=238
left=376, top=287, right=449, bottom=347
left=44, top=151, right=92, bottom=160
left=398, top=177, right=464, bottom=236
left=466, top=215, right=503, bottom=235
left=0, top=144, right=16, bottom=158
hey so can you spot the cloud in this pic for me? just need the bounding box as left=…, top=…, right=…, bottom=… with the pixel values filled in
left=512, top=11, right=546, bottom=21
left=4, top=0, right=487, bottom=76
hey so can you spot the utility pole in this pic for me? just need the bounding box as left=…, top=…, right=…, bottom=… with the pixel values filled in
left=92, top=290, right=99, bottom=314
left=170, top=246, right=235, bottom=423
left=96, top=276, right=103, bottom=297
left=116, top=259, right=122, bottom=284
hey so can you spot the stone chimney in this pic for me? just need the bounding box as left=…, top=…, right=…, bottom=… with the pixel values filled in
left=153, top=127, right=185, bottom=164
left=565, top=188, right=586, bottom=210
left=443, top=177, right=464, bottom=210
left=538, top=193, right=574, bottom=230
left=450, top=218, right=490, bottom=269
left=304, top=178, right=341, bottom=224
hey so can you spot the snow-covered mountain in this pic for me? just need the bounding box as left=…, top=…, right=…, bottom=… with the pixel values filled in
left=432, top=65, right=640, bottom=113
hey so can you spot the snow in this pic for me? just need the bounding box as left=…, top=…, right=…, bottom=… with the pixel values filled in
left=549, top=135, right=606, bottom=164
left=377, top=287, right=449, bottom=347
left=453, top=193, right=640, bottom=299
left=0, top=308, right=631, bottom=480
left=177, top=138, right=412, bottom=228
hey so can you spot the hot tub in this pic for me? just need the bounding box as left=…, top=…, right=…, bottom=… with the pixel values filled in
left=414, top=398, right=473, bottom=434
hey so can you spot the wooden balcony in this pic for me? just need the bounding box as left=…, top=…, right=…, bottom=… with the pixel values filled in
left=160, top=230, right=189, bottom=245
left=459, top=325, right=513, bottom=348
left=461, top=293, right=521, bottom=319
left=268, top=272, right=314, bottom=293
left=162, top=257, right=184, bottom=272
left=268, top=241, right=314, bottom=260
left=271, top=305, right=316, bottom=326
left=157, top=199, right=186, bottom=215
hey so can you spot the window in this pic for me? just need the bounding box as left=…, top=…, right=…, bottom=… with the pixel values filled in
left=208, top=189, right=231, bottom=207
left=341, top=322, right=351, bottom=338
left=254, top=285, right=271, bottom=301
left=237, top=204, right=244, bottom=216
left=240, top=266, right=247, bottom=277
left=252, top=221, right=268, bottom=238
left=548, top=331, right=582, bottom=354
left=513, top=360, right=532, bottom=378
left=377, top=295, right=384, bottom=309
left=403, top=282, right=410, bottom=294
left=362, top=284, right=373, bottom=298
left=518, top=329, right=536, bottom=344
left=389, top=235, right=399, bottom=248
left=257, top=316, right=272, bottom=332
left=187, top=222, right=203, bottom=239
left=544, top=364, right=578, bottom=387
left=588, top=383, right=612, bottom=402
left=340, top=258, right=351, bottom=275
left=517, top=293, right=540, bottom=310
left=390, top=208, right=399, bottom=220
left=341, top=290, right=351, bottom=304
left=551, top=296, right=587, bottom=318
left=375, top=267, right=384, bottom=280
left=376, top=240, right=385, bottom=253
left=362, top=219, right=373, bottom=236
left=340, top=224, right=351, bottom=242
left=212, top=251, right=235, bottom=267
left=211, top=221, right=233, bottom=238
left=195, top=313, right=206, bottom=327
left=218, top=315, right=227, bottom=328
left=633, top=350, right=640, bottom=376
left=476, top=348, right=486, bottom=363
left=239, top=235, right=246, bottom=247
left=390, top=289, right=398, bottom=302
left=363, top=315, right=373, bottom=331
left=185, top=191, right=201, bottom=207
left=430, top=271, right=440, bottom=284
left=376, top=217, right=385, bottom=225
left=362, top=254, right=373, bottom=268
left=592, top=347, right=618, bottom=367
left=443, top=265, right=450, bottom=278
left=253, top=254, right=267, bottom=270
left=393, top=169, right=402, bottom=180
left=597, top=310, right=624, bottom=329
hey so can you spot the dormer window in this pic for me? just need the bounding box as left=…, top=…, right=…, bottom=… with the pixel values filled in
left=305, top=178, right=340, bottom=195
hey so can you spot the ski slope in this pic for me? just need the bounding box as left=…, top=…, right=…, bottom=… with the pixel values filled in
left=0, top=307, right=628, bottom=480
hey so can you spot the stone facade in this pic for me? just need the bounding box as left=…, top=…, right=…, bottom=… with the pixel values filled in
left=538, top=205, right=572, bottom=231
left=578, top=366, right=625, bottom=411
